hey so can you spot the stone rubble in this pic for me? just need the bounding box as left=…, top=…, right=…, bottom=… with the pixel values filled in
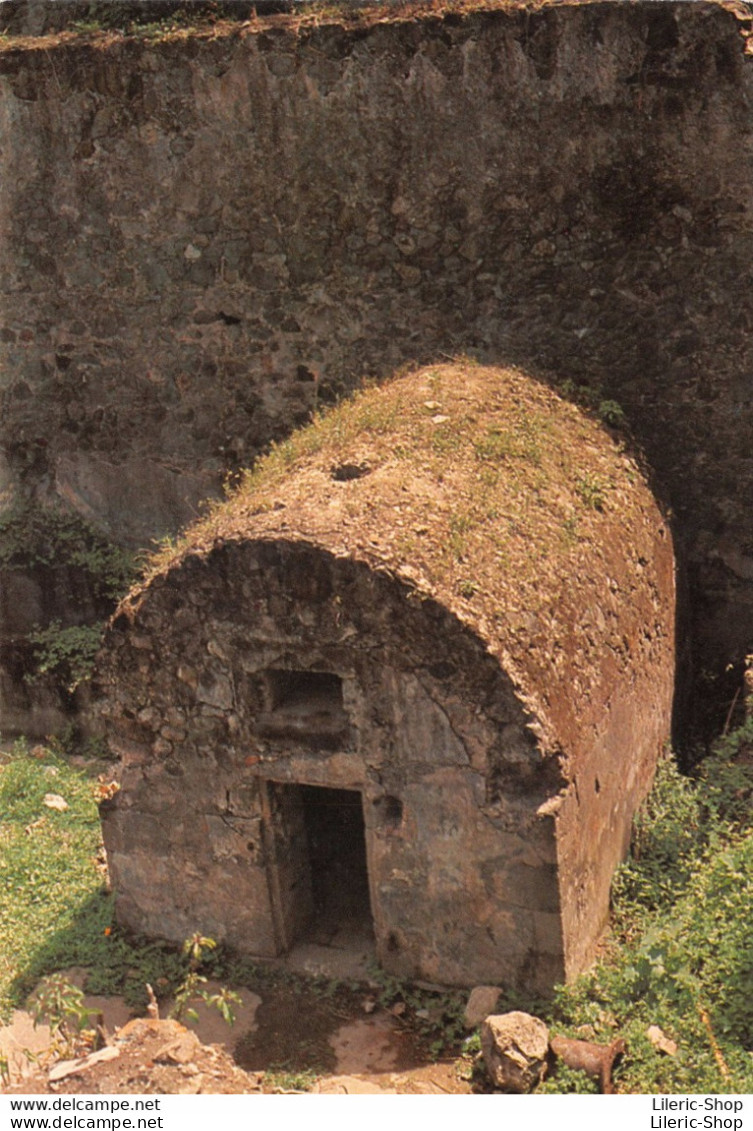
left=480, top=1011, right=550, bottom=1093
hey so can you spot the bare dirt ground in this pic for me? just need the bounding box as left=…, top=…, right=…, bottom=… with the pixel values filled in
left=1, top=972, right=474, bottom=1095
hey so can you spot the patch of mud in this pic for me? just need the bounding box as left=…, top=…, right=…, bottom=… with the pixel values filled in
left=329, top=1014, right=403, bottom=1074
left=235, top=981, right=430, bottom=1081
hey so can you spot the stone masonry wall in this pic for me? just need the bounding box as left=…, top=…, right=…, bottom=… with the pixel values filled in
left=99, top=542, right=565, bottom=991
left=1, top=1, right=753, bottom=726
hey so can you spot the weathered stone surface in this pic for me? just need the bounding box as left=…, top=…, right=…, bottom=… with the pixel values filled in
left=464, top=986, right=502, bottom=1030
left=481, top=1011, right=550, bottom=1093
left=54, top=455, right=221, bottom=550
left=95, top=364, right=675, bottom=992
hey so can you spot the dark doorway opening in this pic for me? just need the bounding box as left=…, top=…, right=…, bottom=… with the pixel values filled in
left=300, top=785, right=373, bottom=947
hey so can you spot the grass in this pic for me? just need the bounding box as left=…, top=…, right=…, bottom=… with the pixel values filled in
left=0, top=739, right=199, bottom=1018
left=0, top=740, right=110, bottom=1019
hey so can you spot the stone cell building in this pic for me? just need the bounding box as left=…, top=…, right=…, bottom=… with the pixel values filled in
left=96, top=364, right=676, bottom=992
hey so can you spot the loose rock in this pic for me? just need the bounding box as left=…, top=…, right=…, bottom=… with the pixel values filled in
left=464, top=986, right=502, bottom=1030
left=647, top=1025, right=678, bottom=1056
left=43, top=794, right=68, bottom=812
left=480, top=1011, right=549, bottom=1092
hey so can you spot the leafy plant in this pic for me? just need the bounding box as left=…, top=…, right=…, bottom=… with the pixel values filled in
left=366, top=965, right=466, bottom=1059
left=169, top=934, right=242, bottom=1026
left=0, top=502, right=137, bottom=697
left=598, top=400, right=626, bottom=428
left=0, top=740, right=114, bottom=1019
left=26, top=622, right=102, bottom=693
left=28, top=975, right=99, bottom=1058
left=538, top=1061, right=600, bottom=1094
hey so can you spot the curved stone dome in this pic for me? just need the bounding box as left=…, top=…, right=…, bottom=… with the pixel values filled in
left=96, top=363, right=675, bottom=990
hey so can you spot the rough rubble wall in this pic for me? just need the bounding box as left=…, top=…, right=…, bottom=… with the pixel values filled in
left=99, top=542, right=566, bottom=990
left=1, top=1, right=751, bottom=723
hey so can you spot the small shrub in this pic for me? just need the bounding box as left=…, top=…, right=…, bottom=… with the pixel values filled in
left=27, top=622, right=102, bottom=693
left=169, top=935, right=241, bottom=1026
left=598, top=400, right=626, bottom=428
left=538, top=1061, right=600, bottom=1094
left=28, top=975, right=99, bottom=1058
left=612, top=755, right=703, bottom=928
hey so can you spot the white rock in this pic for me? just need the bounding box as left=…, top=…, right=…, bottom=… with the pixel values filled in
left=43, top=793, right=68, bottom=811
left=48, top=1044, right=120, bottom=1082
left=647, top=1024, right=678, bottom=1056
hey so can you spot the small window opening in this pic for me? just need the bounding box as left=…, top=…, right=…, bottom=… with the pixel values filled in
left=256, top=669, right=348, bottom=743
left=267, top=669, right=342, bottom=712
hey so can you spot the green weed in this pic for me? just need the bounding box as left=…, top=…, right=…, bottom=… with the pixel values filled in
left=0, top=741, right=213, bottom=1019
left=262, top=1065, right=320, bottom=1093
left=0, top=502, right=134, bottom=599
left=0, top=502, right=136, bottom=698
left=598, top=400, right=626, bottom=429
left=544, top=733, right=753, bottom=1093
left=575, top=472, right=606, bottom=511
left=539, top=1061, right=600, bottom=1094
left=28, top=974, right=100, bottom=1059
left=0, top=740, right=109, bottom=1019
left=169, top=934, right=242, bottom=1026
